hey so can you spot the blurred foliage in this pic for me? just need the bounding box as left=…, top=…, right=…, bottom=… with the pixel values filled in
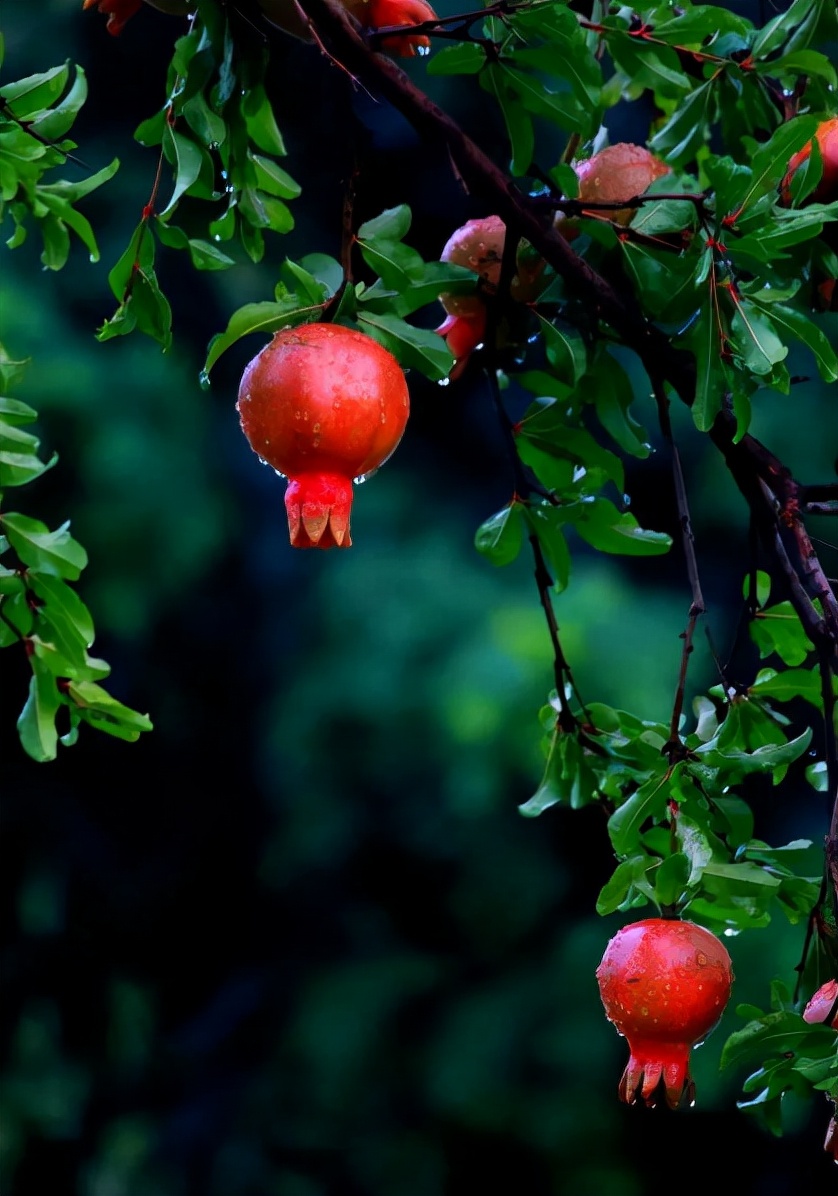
left=2, top=1, right=838, bottom=1195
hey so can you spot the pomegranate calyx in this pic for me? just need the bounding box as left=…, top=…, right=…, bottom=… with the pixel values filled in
left=285, top=472, right=354, bottom=549
left=620, top=1043, right=694, bottom=1109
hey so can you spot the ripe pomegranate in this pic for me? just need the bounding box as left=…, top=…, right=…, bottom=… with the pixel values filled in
left=780, top=117, right=838, bottom=205
left=365, top=0, right=438, bottom=55
left=434, top=215, right=546, bottom=379
left=555, top=143, right=670, bottom=241
left=256, top=0, right=436, bottom=54
left=237, top=323, right=409, bottom=549
left=596, top=917, right=734, bottom=1109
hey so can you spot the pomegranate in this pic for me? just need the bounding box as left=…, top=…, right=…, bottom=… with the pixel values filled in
left=596, top=917, right=734, bottom=1109
left=780, top=117, right=838, bottom=205
left=237, top=323, right=409, bottom=549
left=366, top=0, right=438, bottom=55
left=434, top=215, right=546, bottom=379
left=555, top=143, right=670, bottom=240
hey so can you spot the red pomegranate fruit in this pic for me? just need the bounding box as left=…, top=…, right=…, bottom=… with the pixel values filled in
left=434, top=215, right=546, bottom=379
left=366, top=0, right=438, bottom=56
left=237, top=323, right=410, bottom=549
left=596, top=917, right=734, bottom=1109
left=780, top=117, right=838, bottom=206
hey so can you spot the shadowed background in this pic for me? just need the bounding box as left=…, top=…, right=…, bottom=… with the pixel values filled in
left=1, top=2, right=837, bottom=1194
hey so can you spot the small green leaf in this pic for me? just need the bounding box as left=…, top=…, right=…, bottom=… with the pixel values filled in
left=474, top=502, right=524, bottom=566
left=204, top=298, right=324, bottom=373
left=1, top=512, right=87, bottom=579
left=16, top=661, right=60, bottom=762
left=161, top=127, right=204, bottom=215
left=355, top=311, right=453, bottom=382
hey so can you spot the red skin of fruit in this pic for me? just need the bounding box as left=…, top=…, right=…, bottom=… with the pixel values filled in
left=364, top=0, right=438, bottom=56
left=780, top=118, right=838, bottom=205
left=596, top=918, right=734, bottom=1109
left=434, top=215, right=546, bottom=379
left=237, top=323, right=409, bottom=549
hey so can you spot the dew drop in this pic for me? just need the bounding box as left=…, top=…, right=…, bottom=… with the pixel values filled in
left=313, top=423, right=321, bottom=433
left=437, top=377, right=450, bottom=388
left=199, top=370, right=211, bottom=391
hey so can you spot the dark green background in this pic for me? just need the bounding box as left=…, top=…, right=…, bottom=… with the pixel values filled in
left=1, top=2, right=837, bottom=1193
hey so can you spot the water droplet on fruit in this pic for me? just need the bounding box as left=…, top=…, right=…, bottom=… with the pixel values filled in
left=313, top=423, right=321, bottom=433
left=312, top=437, right=320, bottom=448
left=294, top=410, right=302, bottom=420
left=380, top=413, right=386, bottom=424
left=333, top=399, right=342, bottom=408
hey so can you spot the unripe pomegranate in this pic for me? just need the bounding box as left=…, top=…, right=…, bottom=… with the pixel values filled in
left=434, top=215, right=546, bottom=379
left=596, top=917, right=734, bottom=1109
left=780, top=117, right=838, bottom=205
left=555, top=143, right=670, bottom=241
left=237, top=323, right=410, bottom=549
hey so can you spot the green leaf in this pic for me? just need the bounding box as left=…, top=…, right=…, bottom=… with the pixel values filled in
left=426, top=43, right=485, bottom=75
left=1, top=512, right=87, bottom=579
left=749, top=667, right=823, bottom=706
left=684, top=289, right=724, bottom=431
left=721, top=1010, right=832, bottom=1070
left=729, top=299, right=788, bottom=376
left=596, top=855, right=652, bottom=915
left=481, top=66, right=534, bottom=177
left=29, top=65, right=88, bottom=140
left=653, top=852, right=691, bottom=906
left=587, top=352, right=651, bottom=458
left=756, top=303, right=838, bottom=383
left=522, top=504, right=571, bottom=592
left=249, top=152, right=301, bottom=200
left=572, top=498, right=672, bottom=557
left=204, top=298, right=323, bottom=374
left=241, top=84, right=287, bottom=156
left=474, top=502, right=524, bottom=566
left=537, top=316, right=587, bottom=385
left=355, top=311, right=453, bottom=382
left=65, top=679, right=152, bottom=741
left=649, top=80, right=715, bottom=167
left=728, top=115, right=819, bottom=217
left=607, top=767, right=671, bottom=856
left=161, top=127, right=204, bottom=215
left=16, top=661, right=60, bottom=762
left=0, top=64, right=69, bottom=119
left=520, top=728, right=598, bottom=816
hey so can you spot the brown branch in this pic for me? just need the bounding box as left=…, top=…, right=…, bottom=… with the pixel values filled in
left=291, top=0, right=838, bottom=900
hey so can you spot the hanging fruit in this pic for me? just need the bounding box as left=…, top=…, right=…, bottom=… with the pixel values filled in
left=236, top=323, right=410, bottom=549
left=596, top=917, right=734, bottom=1109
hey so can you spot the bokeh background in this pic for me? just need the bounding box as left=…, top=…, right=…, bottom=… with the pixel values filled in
left=2, top=2, right=838, bottom=1193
